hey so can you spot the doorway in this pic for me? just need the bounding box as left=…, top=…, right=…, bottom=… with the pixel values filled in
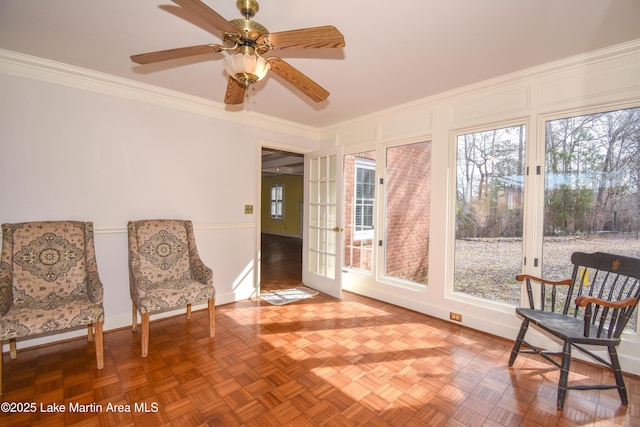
left=260, top=148, right=304, bottom=293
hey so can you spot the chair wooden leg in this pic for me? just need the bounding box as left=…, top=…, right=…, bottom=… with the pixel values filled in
left=557, top=341, right=572, bottom=410
left=141, top=312, right=150, bottom=357
left=132, top=303, right=138, bottom=333
left=94, top=321, right=104, bottom=369
left=87, top=324, right=94, bottom=342
left=608, top=346, right=628, bottom=405
left=208, top=298, right=215, bottom=338
left=509, top=319, right=528, bottom=366
left=9, top=339, right=17, bottom=360
left=186, top=303, right=192, bottom=320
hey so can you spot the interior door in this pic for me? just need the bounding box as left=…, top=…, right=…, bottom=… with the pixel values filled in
left=302, top=145, right=344, bottom=299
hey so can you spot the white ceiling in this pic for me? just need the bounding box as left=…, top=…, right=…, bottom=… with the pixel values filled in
left=2, top=0, right=640, bottom=128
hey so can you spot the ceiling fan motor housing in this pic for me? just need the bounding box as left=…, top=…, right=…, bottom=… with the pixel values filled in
left=236, top=0, right=259, bottom=18
left=228, top=18, right=268, bottom=43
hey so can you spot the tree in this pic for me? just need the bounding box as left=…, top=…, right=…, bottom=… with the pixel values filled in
left=545, top=108, right=640, bottom=235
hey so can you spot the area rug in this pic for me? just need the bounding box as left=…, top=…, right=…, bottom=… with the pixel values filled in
left=260, top=286, right=319, bottom=305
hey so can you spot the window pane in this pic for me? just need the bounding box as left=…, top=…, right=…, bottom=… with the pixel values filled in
left=343, top=152, right=375, bottom=272
left=543, top=107, right=640, bottom=331
left=454, top=125, right=526, bottom=304
left=385, top=142, right=431, bottom=285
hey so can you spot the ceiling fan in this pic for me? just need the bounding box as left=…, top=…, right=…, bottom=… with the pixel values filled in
left=131, top=0, right=345, bottom=105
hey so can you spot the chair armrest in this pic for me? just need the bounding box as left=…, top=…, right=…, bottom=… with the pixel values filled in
left=0, top=262, right=12, bottom=316
left=575, top=295, right=638, bottom=310
left=515, top=274, right=573, bottom=286
left=191, top=256, right=213, bottom=285
left=516, top=274, right=573, bottom=310
left=86, top=258, right=104, bottom=304
left=575, top=295, right=638, bottom=337
left=184, top=221, right=212, bottom=285
left=128, top=251, right=152, bottom=298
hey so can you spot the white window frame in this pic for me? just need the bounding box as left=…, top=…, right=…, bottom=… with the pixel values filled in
left=448, top=120, right=529, bottom=311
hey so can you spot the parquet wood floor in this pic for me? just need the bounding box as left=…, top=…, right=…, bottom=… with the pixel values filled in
left=1, top=234, right=638, bottom=426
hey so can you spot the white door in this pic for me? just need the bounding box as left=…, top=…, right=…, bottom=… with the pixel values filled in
left=302, top=145, right=344, bottom=298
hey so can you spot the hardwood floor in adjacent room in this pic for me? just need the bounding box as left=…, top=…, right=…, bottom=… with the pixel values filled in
left=1, top=234, right=638, bottom=426
left=260, top=233, right=303, bottom=293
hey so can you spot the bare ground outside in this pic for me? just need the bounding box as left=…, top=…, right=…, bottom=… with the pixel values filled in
left=454, top=234, right=640, bottom=329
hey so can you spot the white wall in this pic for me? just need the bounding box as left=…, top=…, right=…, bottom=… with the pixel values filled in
left=324, top=39, right=640, bottom=375
left=0, top=52, right=320, bottom=350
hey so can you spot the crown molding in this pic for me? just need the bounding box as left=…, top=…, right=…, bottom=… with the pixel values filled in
left=3, top=39, right=639, bottom=143
left=0, top=49, right=321, bottom=141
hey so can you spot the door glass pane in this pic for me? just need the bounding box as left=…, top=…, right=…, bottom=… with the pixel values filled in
left=320, top=181, right=328, bottom=204
left=454, top=125, right=526, bottom=304
left=319, top=229, right=327, bottom=252
left=327, top=255, right=336, bottom=279
left=543, top=107, right=640, bottom=330
left=344, top=151, right=376, bottom=272
left=329, top=155, right=336, bottom=178
left=319, top=253, right=328, bottom=276
left=310, top=251, right=318, bottom=273
left=328, top=206, right=336, bottom=225
left=385, top=142, right=431, bottom=285
left=320, top=206, right=328, bottom=228
left=309, top=205, right=318, bottom=227
left=329, top=181, right=337, bottom=204
left=310, top=158, right=318, bottom=181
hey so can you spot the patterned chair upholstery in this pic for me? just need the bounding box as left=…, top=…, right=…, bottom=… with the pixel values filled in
left=0, top=221, right=105, bottom=394
left=128, top=219, right=215, bottom=357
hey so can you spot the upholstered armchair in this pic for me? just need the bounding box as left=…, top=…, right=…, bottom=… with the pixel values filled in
left=0, top=221, right=105, bottom=394
left=128, top=219, right=215, bottom=357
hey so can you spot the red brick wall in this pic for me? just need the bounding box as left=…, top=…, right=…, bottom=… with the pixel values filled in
left=384, top=142, right=431, bottom=284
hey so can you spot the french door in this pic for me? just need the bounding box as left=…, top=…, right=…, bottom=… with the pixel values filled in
left=302, top=145, right=344, bottom=298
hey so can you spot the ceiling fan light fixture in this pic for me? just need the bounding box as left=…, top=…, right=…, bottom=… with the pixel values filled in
left=223, top=49, right=270, bottom=87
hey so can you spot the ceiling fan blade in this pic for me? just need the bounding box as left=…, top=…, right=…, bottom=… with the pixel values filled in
left=262, top=26, right=345, bottom=49
left=224, top=76, right=246, bottom=104
left=268, top=58, right=329, bottom=102
left=131, top=44, right=223, bottom=64
left=171, top=0, right=239, bottom=35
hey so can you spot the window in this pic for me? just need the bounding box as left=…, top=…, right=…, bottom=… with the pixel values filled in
left=454, top=125, right=526, bottom=304
left=543, top=107, right=640, bottom=330
left=354, top=158, right=375, bottom=240
left=343, top=152, right=376, bottom=272
left=270, top=184, right=284, bottom=220
left=384, top=141, right=431, bottom=285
